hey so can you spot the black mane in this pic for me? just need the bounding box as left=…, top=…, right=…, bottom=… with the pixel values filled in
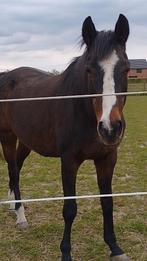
left=60, top=56, right=87, bottom=96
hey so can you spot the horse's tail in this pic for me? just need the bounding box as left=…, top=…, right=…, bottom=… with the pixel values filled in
left=0, top=71, right=8, bottom=160
left=0, top=71, right=9, bottom=93
left=0, top=72, right=7, bottom=78
left=0, top=71, right=8, bottom=86
left=0, top=145, right=4, bottom=160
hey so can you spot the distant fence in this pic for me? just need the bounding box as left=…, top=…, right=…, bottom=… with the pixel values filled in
left=128, top=82, right=147, bottom=92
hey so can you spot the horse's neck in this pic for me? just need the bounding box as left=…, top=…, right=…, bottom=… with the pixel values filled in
left=60, top=57, right=88, bottom=96
left=73, top=63, right=96, bottom=125
left=73, top=57, right=88, bottom=94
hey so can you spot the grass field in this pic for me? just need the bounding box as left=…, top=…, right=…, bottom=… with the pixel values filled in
left=0, top=96, right=147, bottom=261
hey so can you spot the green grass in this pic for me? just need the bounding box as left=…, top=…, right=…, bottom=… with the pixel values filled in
left=0, top=96, right=147, bottom=261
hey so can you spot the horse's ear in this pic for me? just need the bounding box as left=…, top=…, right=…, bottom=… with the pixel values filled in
left=115, top=14, right=129, bottom=45
left=82, top=16, right=97, bottom=48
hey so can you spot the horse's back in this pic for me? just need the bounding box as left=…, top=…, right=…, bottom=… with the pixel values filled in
left=8, top=67, right=53, bottom=81
left=2, top=66, right=53, bottom=79
left=0, top=65, right=59, bottom=101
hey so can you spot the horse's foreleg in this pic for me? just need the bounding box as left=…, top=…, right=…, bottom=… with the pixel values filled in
left=60, top=199, right=77, bottom=261
left=60, top=153, right=82, bottom=261
left=94, top=151, right=130, bottom=261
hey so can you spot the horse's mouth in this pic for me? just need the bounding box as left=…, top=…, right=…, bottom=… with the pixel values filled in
left=97, top=128, right=124, bottom=147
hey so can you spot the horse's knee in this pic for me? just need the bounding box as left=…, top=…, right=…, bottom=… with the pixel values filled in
left=63, top=200, right=77, bottom=223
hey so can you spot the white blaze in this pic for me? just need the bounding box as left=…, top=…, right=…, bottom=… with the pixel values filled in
left=99, top=50, right=119, bottom=130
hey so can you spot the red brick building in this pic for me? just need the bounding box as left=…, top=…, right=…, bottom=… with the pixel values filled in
left=128, top=59, right=147, bottom=79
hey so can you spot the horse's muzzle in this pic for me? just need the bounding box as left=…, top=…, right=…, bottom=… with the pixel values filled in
left=98, top=120, right=124, bottom=145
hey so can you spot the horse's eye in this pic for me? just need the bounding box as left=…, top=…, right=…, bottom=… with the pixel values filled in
left=86, top=66, right=92, bottom=74
left=86, top=63, right=97, bottom=75
left=124, top=66, right=130, bottom=73
left=122, top=68, right=130, bottom=74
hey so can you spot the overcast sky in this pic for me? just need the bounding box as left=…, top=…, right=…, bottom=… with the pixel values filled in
left=0, top=0, right=146, bottom=72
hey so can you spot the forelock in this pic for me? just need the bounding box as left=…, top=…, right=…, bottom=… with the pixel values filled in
left=94, top=30, right=116, bottom=61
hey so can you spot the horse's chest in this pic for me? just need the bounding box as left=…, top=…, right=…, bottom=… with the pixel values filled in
left=75, top=136, right=110, bottom=160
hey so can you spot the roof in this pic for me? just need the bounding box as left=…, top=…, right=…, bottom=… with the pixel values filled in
left=129, top=59, right=147, bottom=69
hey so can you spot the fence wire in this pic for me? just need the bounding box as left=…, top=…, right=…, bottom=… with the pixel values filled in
left=0, top=192, right=147, bottom=205
left=0, top=90, right=146, bottom=204
left=0, top=91, right=147, bottom=103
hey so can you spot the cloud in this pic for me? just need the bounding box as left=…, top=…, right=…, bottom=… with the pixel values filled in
left=0, top=0, right=146, bottom=71
left=0, top=32, right=31, bottom=45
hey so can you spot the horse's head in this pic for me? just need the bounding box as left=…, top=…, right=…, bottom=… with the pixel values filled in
left=82, top=14, right=130, bottom=146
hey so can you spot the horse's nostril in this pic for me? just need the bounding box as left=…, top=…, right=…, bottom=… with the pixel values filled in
left=116, top=120, right=122, bottom=133
left=99, top=121, right=103, bottom=131
left=98, top=121, right=105, bottom=134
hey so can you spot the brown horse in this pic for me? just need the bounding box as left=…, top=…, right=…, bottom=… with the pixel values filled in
left=0, top=14, right=130, bottom=261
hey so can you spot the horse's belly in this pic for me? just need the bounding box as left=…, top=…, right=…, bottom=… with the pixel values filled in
left=31, top=146, right=59, bottom=157
left=15, top=127, right=59, bottom=157
left=28, top=133, right=59, bottom=157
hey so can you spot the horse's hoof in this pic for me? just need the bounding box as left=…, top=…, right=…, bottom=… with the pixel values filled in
left=17, top=221, right=29, bottom=230
left=110, top=254, right=130, bottom=261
